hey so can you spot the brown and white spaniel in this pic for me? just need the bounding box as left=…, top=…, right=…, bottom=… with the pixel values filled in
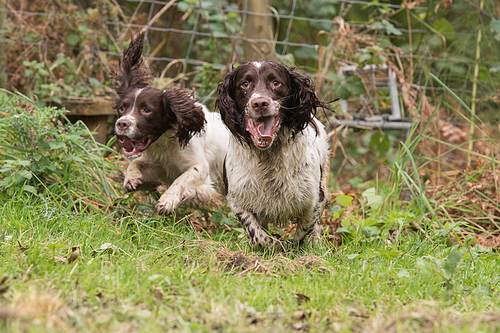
left=216, top=61, right=332, bottom=249
left=112, top=33, right=229, bottom=215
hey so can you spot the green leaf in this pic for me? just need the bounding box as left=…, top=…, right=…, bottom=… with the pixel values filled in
left=38, top=140, right=52, bottom=152
left=370, top=131, right=390, bottom=157
left=416, top=258, right=434, bottom=279
left=433, top=18, right=455, bottom=40
left=444, top=251, right=462, bottom=276
left=88, top=77, right=101, bottom=87
left=327, top=73, right=344, bottom=82
left=23, top=185, right=37, bottom=194
left=362, top=226, right=380, bottom=236
left=341, top=219, right=352, bottom=228
left=336, top=195, right=353, bottom=207
left=383, top=20, right=402, bottom=36
left=396, top=269, right=410, bottom=278
left=490, top=19, right=500, bottom=41
left=347, top=253, right=364, bottom=259
left=294, top=47, right=318, bottom=61
left=378, top=54, right=387, bottom=63
left=348, top=176, right=364, bottom=188
left=51, top=96, right=62, bottom=105
left=16, top=160, right=31, bottom=167
left=362, top=188, right=384, bottom=209
left=378, top=251, right=399, bottom=259
left=334, top=84, right=351, bottom=99
left=67, top=34, right=80, bottom=46
left=63, top=154, right=84, bottom=163
left=48, top=243, right=66, bottom=250
left=17, top=170, right=32, bottom=180
left=345, top=77, right=366, bottom=96
left=47, top=141, right=66, bottom=150
left=358, top=53, right=372, bottom=63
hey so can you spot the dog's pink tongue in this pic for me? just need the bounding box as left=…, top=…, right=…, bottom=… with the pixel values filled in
left=255, top=117, right=276, bottom=139
left=133, top=138, right=150, bottom=152
left=119, top=137, right=134, bottom=151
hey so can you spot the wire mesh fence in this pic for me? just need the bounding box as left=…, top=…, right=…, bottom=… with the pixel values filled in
left=1, top=0, right=499, bottom=187
left=2, top=1, right=499, bottom=107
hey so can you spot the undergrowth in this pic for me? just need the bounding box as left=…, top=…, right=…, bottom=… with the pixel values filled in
left=0, top=86, right=499, bottom=332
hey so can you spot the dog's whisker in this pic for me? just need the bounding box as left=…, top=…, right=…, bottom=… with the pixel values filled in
left=279, top=105, right=301, bottom=110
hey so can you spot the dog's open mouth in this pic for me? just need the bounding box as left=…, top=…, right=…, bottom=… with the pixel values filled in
left=245, top=115, right=281, bottom=149
left=118, top=136, right=152, bottom=157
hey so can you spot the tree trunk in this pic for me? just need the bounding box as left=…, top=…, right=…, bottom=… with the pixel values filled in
left=241, top=0, right=274, bottom=62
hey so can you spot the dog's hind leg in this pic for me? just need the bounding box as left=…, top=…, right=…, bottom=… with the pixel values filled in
left=156, top=163, right=214, bottom=215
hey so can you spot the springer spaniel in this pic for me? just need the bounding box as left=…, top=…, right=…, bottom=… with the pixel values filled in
left=112, top=33, right=229, bottom=215
left=216, top=61, right=332, bottom=249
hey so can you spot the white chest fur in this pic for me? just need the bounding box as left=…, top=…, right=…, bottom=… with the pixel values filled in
left=225, top=120, right=329, bottom=224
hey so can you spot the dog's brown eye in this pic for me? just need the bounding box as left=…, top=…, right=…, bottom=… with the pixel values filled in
left=143, top=108, right=151, bottom=114
left=272, top=80, right=281, bottom=87
left=241, top=81, right=249, bottom=88
left=119, top=106, right=125, bottom=113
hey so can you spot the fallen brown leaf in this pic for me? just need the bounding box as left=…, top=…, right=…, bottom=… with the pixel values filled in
left=294, top=293, right=310, bottom=305
left=0, top=286, right=8, bottom=294
left=294, top=310, right=305, bottom=320
left=17, top=240, right=28, bottom=252
left=68, top=245, right=80, bottom=263
left=54, top=255, right=67, bottom=264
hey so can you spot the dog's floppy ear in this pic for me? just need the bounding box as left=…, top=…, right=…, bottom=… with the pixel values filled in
left=215, top=69, right=245, bottom=142
left=111, top=32, right=151, bottom=97
left=163, top=88, right=206, bottom=147
left=284, top=68, right=332, bottom=134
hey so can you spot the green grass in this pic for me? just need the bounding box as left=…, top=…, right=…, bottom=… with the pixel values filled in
left=1, top=192, right=500, bottom=333
left=1, top=82, right=500, bottom=332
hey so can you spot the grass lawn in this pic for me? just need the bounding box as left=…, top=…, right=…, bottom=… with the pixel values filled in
left=1, top=88, right=500, bottom=332
left=1, top=193, right=500, bottom=333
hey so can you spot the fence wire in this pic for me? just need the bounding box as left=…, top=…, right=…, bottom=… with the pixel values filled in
left=1, top=0, right=499, bottom=174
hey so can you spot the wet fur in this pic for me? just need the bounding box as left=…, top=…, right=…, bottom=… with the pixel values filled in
left=216, top=61, right=331, bottom=249
left=112, top=33, right=229, bottom=215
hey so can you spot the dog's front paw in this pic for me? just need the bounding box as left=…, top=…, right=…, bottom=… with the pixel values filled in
left=155, top=195, right=179, bottom=216
left=123, top=176, right=143, bottom=193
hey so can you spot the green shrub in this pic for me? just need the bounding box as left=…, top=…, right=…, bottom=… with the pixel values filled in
left=0, top=90, right=120, bottom=209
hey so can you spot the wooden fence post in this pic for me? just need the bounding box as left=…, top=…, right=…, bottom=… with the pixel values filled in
left=241, top=0, right=275, bottom=62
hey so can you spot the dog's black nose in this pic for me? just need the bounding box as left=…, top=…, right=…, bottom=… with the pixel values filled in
left=116, top=119, right=131, bottom=131
left=252, top=97, right=269, bottom=113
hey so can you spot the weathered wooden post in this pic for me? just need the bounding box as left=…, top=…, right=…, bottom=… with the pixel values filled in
left=241, top=0, right=275, bottom=62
